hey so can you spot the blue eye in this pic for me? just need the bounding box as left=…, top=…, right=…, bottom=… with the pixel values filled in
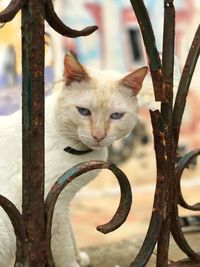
left=76, top=106, right=91, bottom=116
left=110, top=112, right=126, bottom=120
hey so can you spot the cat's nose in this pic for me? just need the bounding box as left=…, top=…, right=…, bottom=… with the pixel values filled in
left=92, top=131, right=107, bottom=142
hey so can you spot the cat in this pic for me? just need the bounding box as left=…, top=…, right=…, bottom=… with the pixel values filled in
left=0, top=53, right=148, bottom=267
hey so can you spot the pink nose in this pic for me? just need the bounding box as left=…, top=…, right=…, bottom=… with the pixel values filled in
left=92, top=132, right=106, bottom=142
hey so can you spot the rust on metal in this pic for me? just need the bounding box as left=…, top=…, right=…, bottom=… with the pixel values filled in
left=0, top=195, right=26, bottom=266
left=0, top=1, right=132, bottom=264
left=176, top=149, right=200, bottom=211
left=156, top=2, right=176, bottom=266
left=130, top=0, right=165, bottom=102
left=21, top=0, right=46, bottom=265
left=45, top=160, right=132, bottom=267
left=0, top=0, right=26, bottom=23
left=171, top=197, right=200, bottom=262
left=131, top=0, right=200, bottom=266
left=45, top=0, right=98, bottom=38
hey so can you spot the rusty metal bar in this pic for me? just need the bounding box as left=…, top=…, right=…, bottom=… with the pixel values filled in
left=0, top=0, right=26, bottom=23
left=156, top=1, right=175, bottom=266
left=21, top=0, right=46, bottom=265
left=170, top=150, right=200, bottom=262
left=161, top=0, right=175, bottom=119
left=173, top=25, right=200, bottom=144
left=130, top=110, right=166, bottom=267
left=131, top=0, right=200, bottom=266
left=130, top=0, right=164, bottom=102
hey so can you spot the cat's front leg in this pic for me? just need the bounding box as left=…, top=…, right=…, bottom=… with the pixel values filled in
left=51, top=223, right=79, bottom=267
left=51, top=206, right=82, bottom=267
left=69, top=221, right=90, bottom=267
left=0, top=210, right=16, bottom=267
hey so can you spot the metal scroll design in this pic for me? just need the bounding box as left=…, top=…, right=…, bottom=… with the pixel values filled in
left=45, top=161, right=132, bottom=267
left=171, top=150, right=200, bottom=262
left=0, top=0, right=97, bottom=35
left=130, top=1, right=200, bottom=266
left=0, top=1, right=132, bottom=266
left=0, top=195, right=26, bottom=266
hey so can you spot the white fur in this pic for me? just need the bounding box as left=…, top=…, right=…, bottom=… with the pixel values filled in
left=0, top=68, right=144, bottom=267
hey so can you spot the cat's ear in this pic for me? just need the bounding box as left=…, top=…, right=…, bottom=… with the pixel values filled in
left=120, top=67, right=148, bottom=95
left=63, top=53, right=90, bottom=85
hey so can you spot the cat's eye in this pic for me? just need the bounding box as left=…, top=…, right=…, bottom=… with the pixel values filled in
left=76, top=106, right=91, bottom=116
left=110, top=112, right=126, bottom=120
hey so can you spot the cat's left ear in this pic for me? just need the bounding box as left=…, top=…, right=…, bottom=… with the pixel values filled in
left=120, top=67, right=148, bottom=95
left=63, top=53, right=90, bottom=85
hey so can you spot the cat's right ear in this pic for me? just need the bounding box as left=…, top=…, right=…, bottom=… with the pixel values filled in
left=120, top=67, right=148, bottom=96
left=63, top=53, right=90, bottom=85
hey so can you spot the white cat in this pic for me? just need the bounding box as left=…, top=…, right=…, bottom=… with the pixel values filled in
left=0, top=53, right=148, bottom=267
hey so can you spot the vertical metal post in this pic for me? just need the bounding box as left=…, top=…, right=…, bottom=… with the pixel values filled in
left=21, top=0, right=46, bottom=265
left=156, top=2, right=175, bottom=266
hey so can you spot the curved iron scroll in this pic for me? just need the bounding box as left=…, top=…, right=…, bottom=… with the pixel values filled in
left=170, top=150, right=200, bottom=262
left=0, top=195, right=26, bottom=265
left=0, top=0, right=98, bottom=38
left=45, top=0, right=98, bottom=37
left=176, top=150, right=200, bottom=211
left=0, top=0, right=26, bottom=23
left=45, top=161, right=132, bottom=266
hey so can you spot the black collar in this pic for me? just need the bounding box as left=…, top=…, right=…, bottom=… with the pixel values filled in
left=64, top=146, right=93, bottom=155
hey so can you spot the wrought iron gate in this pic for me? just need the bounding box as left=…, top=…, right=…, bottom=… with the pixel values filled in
left=0, top=0, right=199, bottom=266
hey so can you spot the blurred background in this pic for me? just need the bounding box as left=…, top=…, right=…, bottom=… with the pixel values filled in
left=0, top=0, right=200, bottom=247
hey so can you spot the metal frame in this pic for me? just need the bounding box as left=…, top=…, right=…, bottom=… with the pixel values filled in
left=0, top=0, right=199, bottom=266
left=130, top=1, right=200, bottom=266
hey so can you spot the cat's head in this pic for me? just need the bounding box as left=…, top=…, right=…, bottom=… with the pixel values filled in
left=54, top=53, right=148, bottom=150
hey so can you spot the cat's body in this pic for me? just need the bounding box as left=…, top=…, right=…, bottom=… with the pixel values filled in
left=0, top=100, right=107, bottom=267
left=0, top=54, right=148, bottom=267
